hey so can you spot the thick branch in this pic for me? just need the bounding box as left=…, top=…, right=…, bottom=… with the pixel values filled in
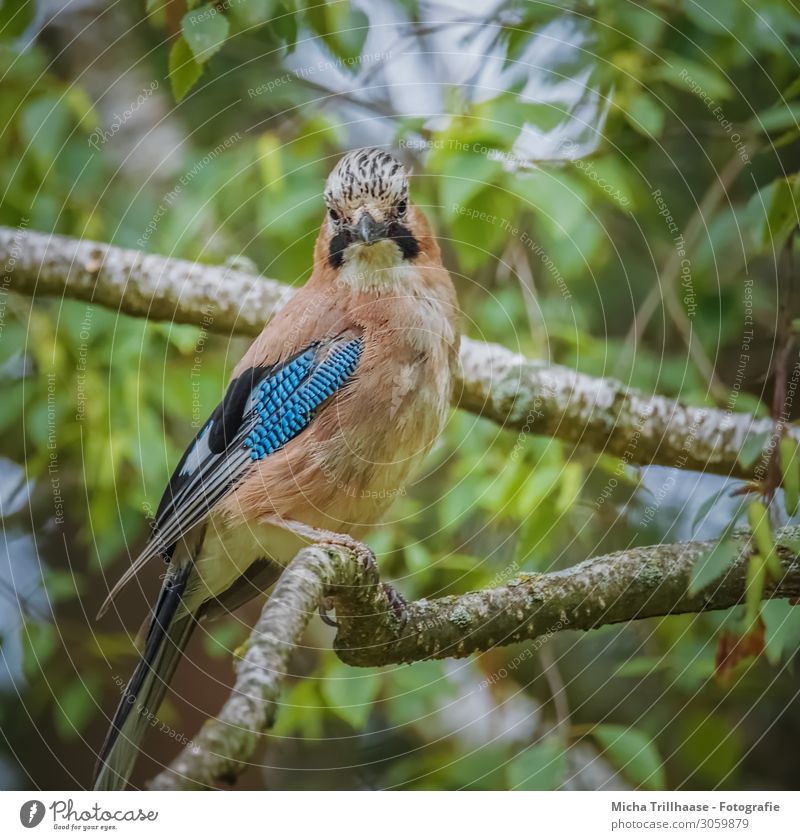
left=149, top=530, right=800, bottom=790
left=0, top=225, right=293, bottom=333
left=149, top=545, right=389, bottom=791
left=1, top=227, right=782, bottom=479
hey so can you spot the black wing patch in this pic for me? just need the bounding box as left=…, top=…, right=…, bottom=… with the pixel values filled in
left=154, top=365, right=270, bottom=528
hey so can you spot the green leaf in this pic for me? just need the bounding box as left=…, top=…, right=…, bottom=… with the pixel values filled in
left=169, top=36, right=204, bottom=102
left=773, top=127, right=800, bottom=151
left=689, top=538, right=740, bottom=595
left=404, top=541, right=433, bottom=574
left=229, top=0, right=279, bottom=28
left=784, top=77, right=800, bottom=101
left=691, top=486, right=732, bottom=532
left=766, top=176, right=800, bottom=247
left=615, top=655, right=666, bottom=678
left=22, top=621, right=56, bottom=676
left=309, top=5, right=368, bottom=63
left=780, top=436, right=800, bottom=516
left=447, top=183, right=513, bottom=272
left=762, top=599, right=800, bottom=663
left=556, top=462, right=583, bottom=514
left=271, top=680, right=325, bottom=739
left=592, top=725, right=665, bottom=790
left=272, top=4, right=298, bottom=50
left=438, top=151, right=502, bottom=220
left=0, top=0, right=35, bottom=37
left=507, top=737, right=568, bottom=790
left=626, top=92, right=664, bottom=138
left=64, top=85, right=99, bottom=132
left=181, top=4, right=230, bottom=64
left=654, top=55, right=731, bottom=101
left=748, top=500, right=773, bottom=554
left=748, top=500, right=782, bottom=580
left=20, top=96, right=71, bottom=169
left=676, top=713, right=742, bottom=786
left=681, top=0, right=747, bottom=34
left=383, top=660, right=453, bottom=727
left=321, top=661, right=382, bottom=729
left=751, top=102, right=800, bottom=134
left=744, top=552, right=767, bottom=629
left=737, top=430, right=770, bottom=470
left=55, top=677, right=100, bottom=741
left=746, top=177, right=800, bottom=253
left=515, top=464, right=561, bottom=518
left=43, top=570, right=81, bottom=602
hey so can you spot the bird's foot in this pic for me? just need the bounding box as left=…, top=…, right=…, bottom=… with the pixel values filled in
left=320, top=531, right=377, bottom=574
left=264, top=517, right=400, bottom=623
left=316, top=536, right=375, bottom=629
left=313, top=537, right=407, bottom=623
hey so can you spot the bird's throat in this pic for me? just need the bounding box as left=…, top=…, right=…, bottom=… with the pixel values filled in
left=336, top=240, right=416, bottom=293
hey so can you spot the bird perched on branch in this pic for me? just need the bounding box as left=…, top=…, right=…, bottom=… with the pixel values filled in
left=94, top=147, right=461, bottom=790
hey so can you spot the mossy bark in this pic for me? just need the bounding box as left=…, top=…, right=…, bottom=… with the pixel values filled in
left=151, top=532, right=800, bottom=790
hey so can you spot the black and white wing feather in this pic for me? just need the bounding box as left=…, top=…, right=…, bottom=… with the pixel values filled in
left=98, top=336, right=363, bottom=616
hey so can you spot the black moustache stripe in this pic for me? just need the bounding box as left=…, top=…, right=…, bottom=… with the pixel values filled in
left=387, top=222, right=420, bottom=260
left=327, top=222, right=420, bottom=268
left=328, top=230, right=352, bottom=268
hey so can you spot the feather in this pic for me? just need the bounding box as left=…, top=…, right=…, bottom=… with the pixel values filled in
left=94, top=562, right=194, bottom=790
left=97, top=336, right=363, bottom=617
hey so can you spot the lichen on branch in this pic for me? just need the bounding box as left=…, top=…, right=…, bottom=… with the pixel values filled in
left=149, top=531, right=800, bottom=790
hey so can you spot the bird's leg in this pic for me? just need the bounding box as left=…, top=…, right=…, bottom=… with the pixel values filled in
left=262, top=517, right=407, bottom=622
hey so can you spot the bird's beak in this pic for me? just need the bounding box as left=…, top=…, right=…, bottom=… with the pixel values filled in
left=352, top=212, right=386, bottom=244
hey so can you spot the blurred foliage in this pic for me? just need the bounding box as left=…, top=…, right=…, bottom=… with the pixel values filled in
left=1, top=0, right=800, bottom=791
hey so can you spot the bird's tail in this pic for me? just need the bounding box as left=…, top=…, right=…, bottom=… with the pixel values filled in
left=93, top=564, right=194, bottom=791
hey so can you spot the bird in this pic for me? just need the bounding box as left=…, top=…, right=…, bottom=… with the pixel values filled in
left=93, top=147, right=461, bottom=790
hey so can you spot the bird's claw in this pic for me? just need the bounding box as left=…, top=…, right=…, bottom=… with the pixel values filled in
left=319, top=596, right=338, bottom=627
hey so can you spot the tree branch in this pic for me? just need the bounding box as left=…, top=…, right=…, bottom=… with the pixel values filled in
left=149, top=530, right=800, bottom=790
left=0, top=226, right=782, bottom=480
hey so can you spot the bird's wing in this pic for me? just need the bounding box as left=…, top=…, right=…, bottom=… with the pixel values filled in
left=98, top=335, right=363, bottom=617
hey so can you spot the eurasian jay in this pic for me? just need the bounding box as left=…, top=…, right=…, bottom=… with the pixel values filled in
left=93, top=147, right=461, bottom=790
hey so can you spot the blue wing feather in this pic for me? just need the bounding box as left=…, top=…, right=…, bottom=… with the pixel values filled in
left=245, top=339, right=362, bottom=460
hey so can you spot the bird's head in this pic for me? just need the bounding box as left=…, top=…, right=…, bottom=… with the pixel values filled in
left=323, top=147, right=421, bottom=270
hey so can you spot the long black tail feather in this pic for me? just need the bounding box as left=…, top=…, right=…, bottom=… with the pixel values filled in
left=93, top=564, right=194, bottom=790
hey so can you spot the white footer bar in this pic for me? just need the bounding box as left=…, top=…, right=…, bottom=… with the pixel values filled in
left=2, top=790, right=796, bottom=839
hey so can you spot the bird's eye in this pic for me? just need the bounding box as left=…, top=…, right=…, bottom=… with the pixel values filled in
left=328, top=208, right=340, bottom=222
left=397, top=200, right=407, bottom=216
